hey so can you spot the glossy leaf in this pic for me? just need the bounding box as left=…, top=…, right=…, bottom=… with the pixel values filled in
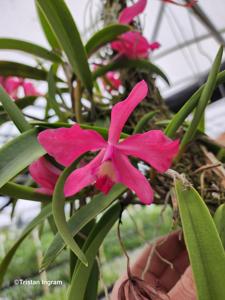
left=0, top=128, right=45, bottom=189
left=165, top=69, right=225, bottom=138
left=180, top=46, right=223, bottom=150
left=41, top=184, right=126, bottom=269
left=84, top=260, right=99, bottom=300
left=0, top=61, right=49, bottom=81
left=68, top=202, right=121, bottom=300
left=214, top=204, right=225, bottom=249
left=0, top=38, right=61, bottom=62
left=85, top=24, right=130, bottom=56
left=175, top=180, right=225, bottom=300
left=36, top=3, right=61, bottom=50
left=93, top=58, right=169, bottom=85
left=0, top=182, right=51, bottom=202
left=0, top=86, right=31, bottom=132
left=36, top=0, right=93, bottom=91
left=0, top=203, right=52, bottom=287
left=52, top=157, right=88, bottom=267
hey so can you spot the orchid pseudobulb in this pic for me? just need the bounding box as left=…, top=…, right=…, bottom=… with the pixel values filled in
left=38, top=81, right=179, bottom=204
left=111, top=0, right=160, bottom=59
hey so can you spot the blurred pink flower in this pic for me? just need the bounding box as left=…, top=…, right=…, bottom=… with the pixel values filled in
left=22, top=81, right=42, bottom=97
left=0, top=76, right=22, bottom=99
left=104, top=71, right=122, bottom=91
left=111, top=0, right=160, bottom=59
left=38, top=81, right=179, bottom=204
left=111, top=32, right=160, bottom=59
left=0, top=76, right=42, bottom=99
left=29, top=157, right=61, bottom=195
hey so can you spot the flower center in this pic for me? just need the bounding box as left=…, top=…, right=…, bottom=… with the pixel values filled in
left=95, top=160, right=116, bottom=194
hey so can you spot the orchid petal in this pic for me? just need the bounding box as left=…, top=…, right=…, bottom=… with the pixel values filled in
left=38, top=124, right=106, bottom=166
left=23, top=82, right=42, bottom=97
left=118, top=130, right=179, bottom=173
left=112, top=149, right=153, bottom=204
left=111, top=31, right=151, bottom=59
left=64, top=150, right=104, bottom=197
left=29, top=157, right=60, bottom=194
left=108, top=80, right=148, bottom=144
left=118, top=0, right=147, bottom=24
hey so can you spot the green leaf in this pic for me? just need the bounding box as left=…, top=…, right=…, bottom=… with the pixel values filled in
left=0, top=86, right=31, bottom=132
left=52, top=157, right=88, bottom=267
left=0, top=182, right=51, bottom=202
left=47, top=65, right=66, bottom=121
left=41, top=184, right=126, bottom=269
left=68, top=202, right=120, bottom=300
left=84, top=260, right=99, bottom=300
left=0, top=61, right=48, bottom=81
left=214, top=204, right=225, bottom=249
left=165, top=69, right=225, bottom=138
left=85, top=24, right=130, bottom=56
left=36, top=3, right=61, bottom=50
left=180, top=46, right=223, bottom=150
left=36, top=0, right=93, bottom=91
left=0, top=96, right=37, bottom=126
left=0, top=38, right=61, bottom=62
left=175, top=180, right=225, bottom=300
left=0, top=203, right=52, bottom=287
left=93, top=58, right=169, bottom=85
left=0, top=128, right=45, bottom=189
left=133, top=111, right=157, bottom=133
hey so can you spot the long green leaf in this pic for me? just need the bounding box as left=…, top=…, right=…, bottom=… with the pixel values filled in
left=0, top=96, right=37, bottom=126
left=133, top=111, right=157, bottom=133
left=175, top=180, right=225, bottom=300
left=85, top=24, right=130, bottom=56
left=93, top=58, right=169, bottom=85
left=68, top=202, right=120, bottom=300
left=165, top=70, right=225, bottom=138
left=0, top=38, right=61, bottom=62
left=36, top=3, right=61, bottom=50
left=0, top=203, right=52, bottom=287
left=180, top=46, right=223, bottom=149
left=0, top=128, right=45, bottom=189
left=36, top=0, right=93, bottom=91
left=47, top=65, right=66, bottom=121
left=41, top=184, right=126, bottom=269
left=0, top=86, right=31, bottom=132
left=52, top=157, right=88, bottom=267
left=214, top=204, right=225, bottom=249
left=84, top=260, right=99, bottom=300
left=0, top=61, right=49, bottom=80
left=0, top=182, right=51, bottom=202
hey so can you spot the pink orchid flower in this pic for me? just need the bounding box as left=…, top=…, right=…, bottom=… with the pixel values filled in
left=22, top=81, right=42, bottom=97
left=0, top=76, right=42, bottom=99
left=162, top=0, right=197, bottom=7
left=118, top=0, right=147, bottom=24
left=111, top=0, right=160, bottom=59
left=38, top=81, right=179, bottom=204
left=111, top=32, right=160, bottom=59
left=104, top=71, right=122, bottom=92
left=29, top=157, right=61, bottom=195
left=0, top=76, right=22, bottom=99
